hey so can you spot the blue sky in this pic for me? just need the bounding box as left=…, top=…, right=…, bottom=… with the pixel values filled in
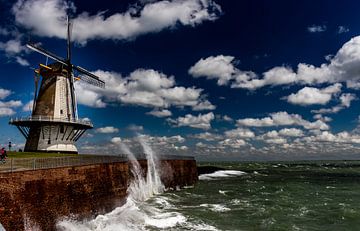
left=1, top=0, right=360, bottom=160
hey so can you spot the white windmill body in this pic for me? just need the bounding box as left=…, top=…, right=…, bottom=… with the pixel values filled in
left=9, top=18, right=105, bottom=153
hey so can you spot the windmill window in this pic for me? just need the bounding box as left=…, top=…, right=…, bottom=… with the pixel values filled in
left=60, top=125, right=64, bottom=133
left=60, top=109, right=63, bottom=114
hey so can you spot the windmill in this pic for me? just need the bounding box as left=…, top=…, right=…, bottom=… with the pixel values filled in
left=9, top=17, right=105, bottom=153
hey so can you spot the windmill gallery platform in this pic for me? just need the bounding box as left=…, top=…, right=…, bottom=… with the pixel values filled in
left=0, top=154, right=198, bottom=230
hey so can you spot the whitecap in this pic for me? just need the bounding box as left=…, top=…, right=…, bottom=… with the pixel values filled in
left=199, top=170, right=246, bottom=180
left=200, top=203, right=231, bottom=212
left=219, top=190, right=228, bottom=195
left=145, top=212, right=186, bottom=228
left=184, top=223, right=220, bottom=231
left=231, top=199, right=241, bottom=205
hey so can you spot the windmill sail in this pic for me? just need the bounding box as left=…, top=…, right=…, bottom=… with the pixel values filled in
left=9, top=16, right=105, bottom=154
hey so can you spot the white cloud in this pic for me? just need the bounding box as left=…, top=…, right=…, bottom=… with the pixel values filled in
left=155, top=135, right=185, bottom=144
left=15, top=56, right=30, bottom=66
left=22, top=100, right=34, bottom=112
left=127, top=124, right=144, bottom=132
left=146, top=109, right=172, bottom=117
left=111, top=137, right=122, bottom=144
left=307, top=25, right=327, bottom=33
left=222, top=115, right=233, bottom=122
left=0, top=108, right=16, bottom=117
left=96, top=126, right=119, bottom=133
left=189, top=36, right=360, bottom=90
left=192, top=100, right=216, bottom=111
left=189, top=55, right=238, bottom=85
left=285, top=83, right=342, bottom=106
left=278, top=128, right=304, bottom=137
left=0, top=88, right=11, bottom=100
left=0, top=39, right=30, bottom=66
left=167, top=112, right=214, bottom=130
left=231, top=67, right=296, bottom=90
left=338, top=26, right=349, bottom=34
left=13, top=0, right=221, bottom=44
left=0, top=89, right=22, bottom=117
left=311, top=93, right=357, bottom=114
left=219, top=138, right=247, bottom=148
left=0, top=39, right=26, bottom=55
left=305, top=131, right=360, bottom=144
left=313, top=114, right=332, bottom=122
left=236, top=111, right=329, bottom=130
left=190, top=132, right=223, bottom=141
left=75, top=84, right=106, bottom=108
left=75, top=69, right=214, bottom=111
left=224, top=128, right=255, bottom=138
left=264, top=137, right=287, bottom=144
left=0, top=100, right=22, bottom=108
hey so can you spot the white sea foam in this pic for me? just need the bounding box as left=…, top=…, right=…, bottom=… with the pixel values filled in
left=57, top=137, right=216, bottom=231
left=200, top=203, right=231, bottom=212
left=186, top=223, right=220, bottom=231
left=231, top=199, right=241, bottom=205
left=219, top=190, right=228, bottom=195
left=199, top=170, right=246, bottom=180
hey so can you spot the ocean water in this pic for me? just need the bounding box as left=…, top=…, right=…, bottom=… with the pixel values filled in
left=58, top=160, right=360, bottom=231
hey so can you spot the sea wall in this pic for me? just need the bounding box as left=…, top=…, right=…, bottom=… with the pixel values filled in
left=0, top=158, right=198, bottom=231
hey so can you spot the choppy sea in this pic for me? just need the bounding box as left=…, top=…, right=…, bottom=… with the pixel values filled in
left=57, top=160, right=360, bottom=231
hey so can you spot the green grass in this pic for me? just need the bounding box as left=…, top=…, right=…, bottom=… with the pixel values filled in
left=6, top=151, right=78, bottom=158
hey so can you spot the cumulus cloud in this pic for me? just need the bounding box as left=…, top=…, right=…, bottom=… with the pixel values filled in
left=307, top=25, right=327, bottom=33
left=0, top=39, right=26, bottom=54
left=189, top=132, right=223, bottom=141
left=278, top=128, right=304, bottom=137
left=0, top=88, right=22, bottom=117
left=236, top=111, right=329, bottom=130
left=22, top=100, right=34, bottom=112
left=219, top=138, right=247, bottom=148
left=285, top=83, right=342, bottom=106
left=189, top=36, right=360, bottom=90
left=257, top=130, right=287, bottom=144
left=95, top=126, right=119, bottom=133
left=224, top=128, right=255, bottom=138
left=264, top=137, right=287, bottom=144
left=0, top=39, right=30, bottom=66
left=304, top=131, right=360, bottom=144
left=0, top=108, right=16, bottom=117
left=222, top=115, right=233, bottom=122
left=313, top=114, right=332, bottom=122
left=12, top=0, right=221, bottom=44
left=75, top=69, right=214, bottom=111
left=111, top=137, right=122, bottom=144
left=0, top=88, right=12, bottom=100
left=311, top=93, right=357, bottom=114
left=167, top=112, right=214, bottom=130
left=189, top=55, right=238, bottom=85
left=126, top=124, right=144, bottom=132
left=146, top=108, right=172, bottom=117
left=192, top=100, right=216, bottom=111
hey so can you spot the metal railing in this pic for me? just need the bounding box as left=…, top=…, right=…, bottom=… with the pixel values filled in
left=9, top=116, right=93, bottom=126
left=0, top=154, right=195, bottom=173
left=0, top=155, right=127, bottom=173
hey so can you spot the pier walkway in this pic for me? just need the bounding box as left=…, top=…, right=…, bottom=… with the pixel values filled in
left=0, top=154, right=194, bottom=173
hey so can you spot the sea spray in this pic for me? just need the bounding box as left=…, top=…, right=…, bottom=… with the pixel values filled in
left=57, top=137, right=173, bottom=231
left=137, top=136, right=165, bottom=197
